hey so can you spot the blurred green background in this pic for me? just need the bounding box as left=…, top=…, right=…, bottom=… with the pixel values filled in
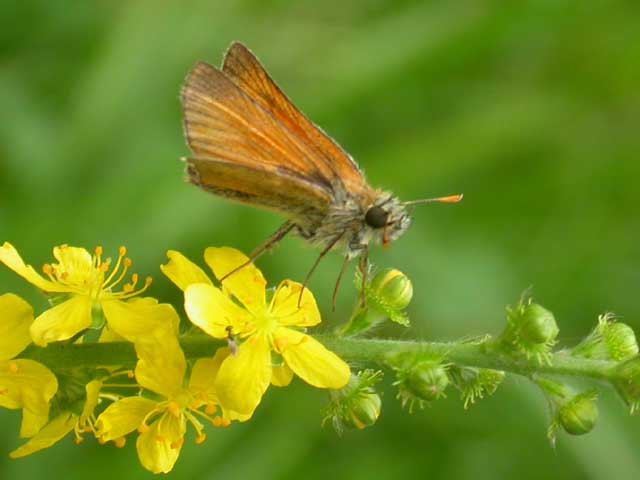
left=1, top=0, right=639, bottom=478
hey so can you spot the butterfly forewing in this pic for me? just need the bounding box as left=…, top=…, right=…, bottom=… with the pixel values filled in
left=221, top=42, right=370, bottom=197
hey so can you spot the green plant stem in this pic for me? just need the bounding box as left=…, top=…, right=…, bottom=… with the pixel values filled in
left=19, top=335, right=617, bottom=382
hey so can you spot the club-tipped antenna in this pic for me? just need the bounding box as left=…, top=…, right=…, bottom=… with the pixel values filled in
left=403, top=194, right=464, bottom=206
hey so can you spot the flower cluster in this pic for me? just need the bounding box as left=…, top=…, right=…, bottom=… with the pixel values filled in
left=0, top=243, right=350, bottom=473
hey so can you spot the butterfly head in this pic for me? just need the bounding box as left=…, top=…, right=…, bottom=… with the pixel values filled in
left=364, top=194, right=412, bottom=248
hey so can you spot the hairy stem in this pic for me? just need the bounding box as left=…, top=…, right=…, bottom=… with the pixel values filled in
left=20, top=335, right=617, bottom=382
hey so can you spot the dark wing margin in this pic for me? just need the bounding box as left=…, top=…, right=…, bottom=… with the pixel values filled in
left=221, top=42, right=370, bottom=196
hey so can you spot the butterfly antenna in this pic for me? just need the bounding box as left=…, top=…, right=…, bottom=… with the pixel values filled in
left=403, top=194, right=464, bottom=206
left=220, top=221, right=295, bottom=281
left=298, top=233, right=344, bottom=308
left=331, top=256, right=351, bottom=311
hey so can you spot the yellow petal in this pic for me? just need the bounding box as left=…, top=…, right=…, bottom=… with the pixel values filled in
left=135, top=336, right=186, bottom=398
left=52, top=245, right=93, bottom=286
left=204, top=247, right=266, bottom=313
left=184, top=283, right=250, bottom=338
left=0, top=242, right=69, bottom=293
left=161, top=250, right=212, bottom=291
left=136, top=412, right=185, bottom=474
left=271, top=363, right=294, bottom=387
left=270, top=280, right=321, bottom=327
left=0, top=359, right=58, bottom=433
left=214, top=335, right=271, bottom=415
left=19, top=408, right=50, bottom=438
left=81, top=380, right=103, bottom=421
left=30, top=295, right=93, bottom=346
left=0, top=293, right=34, bottom=360
left=96, top=396, right=157, bottom=442
left=102, top=298, right=180, bottom=344
left=10, top=412, right=76, bottom=458
left=276, top=328, right=351, bottom=389
left=189, top=348, right=252, bottom=422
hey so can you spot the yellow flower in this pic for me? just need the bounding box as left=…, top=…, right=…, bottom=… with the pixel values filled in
left=0, top=242, right=154, bottom=346
left=0, top=294, right=58, bottom=438
left=10, top=380, right=102, bottom=458
left=162, top=247, right=351, bottom=415
left=96, top=339, right=243, bottom=474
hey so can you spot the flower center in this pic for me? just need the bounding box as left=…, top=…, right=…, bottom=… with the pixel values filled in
left=41, top=245, right=152, bottom=301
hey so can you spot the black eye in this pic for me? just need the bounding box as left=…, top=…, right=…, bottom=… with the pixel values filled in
left=365, top=206, right=389, bottom=229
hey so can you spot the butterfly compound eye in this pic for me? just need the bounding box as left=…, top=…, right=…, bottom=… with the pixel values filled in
left=365, top=206, right=389, bottom=229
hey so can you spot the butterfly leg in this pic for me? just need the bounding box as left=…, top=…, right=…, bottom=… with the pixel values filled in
left=331, top=255, right=351, bottom=312
left=220, top=221, right=295, bottom=281
left=297, top=232, right=345, bottom=308
left=358, top=247, right=369, bottom=307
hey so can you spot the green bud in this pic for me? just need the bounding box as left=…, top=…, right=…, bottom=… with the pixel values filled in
left=324, top=370, right=383, bottom=434
left=603, top=322, right=638, bottom=361
left=369, top=269, right=413, bottom=310
left=501, top=297, right=559, bottom=363
left=612, top=356, right=640, bottom=413
left=339, top=269, right=413, bottom=336
left=572, top=314, right=638, bottom=361
left=536, top=377, right=598, bottom=443
left=405, top=363, right=449, bottom=402
left=342, top=392, right=382, bottom=430
left=558, top=392, right=598, bottom=436
left=518, top=303, right=559, bottom=345
left=393, top=358, right=449, bottom=410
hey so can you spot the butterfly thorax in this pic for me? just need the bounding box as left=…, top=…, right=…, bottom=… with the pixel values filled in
left=294, top=189, right=412, bottom=259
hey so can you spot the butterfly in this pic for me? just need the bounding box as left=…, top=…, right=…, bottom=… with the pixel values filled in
left=180, top=42, right=462, bottom=304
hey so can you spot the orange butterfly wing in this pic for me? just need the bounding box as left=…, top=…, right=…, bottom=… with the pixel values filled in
left=221, top=42, right=371, bottom=197
left=181, top=61, right=335, bottom=216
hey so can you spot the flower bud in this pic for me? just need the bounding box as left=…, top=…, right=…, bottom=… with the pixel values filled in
left=603, top=322, right=638, bottom=361
left=369, top=269, right=413, bottom=310
left=394, top=359, right=449, bottom=410
left=572, top=314, right=638, bottom=361
left=342, top=391, right=382, bottom=430
left=404, top=362, right=449, bottom=402
left=518, top=303, right=559, bottom=345
left=613, top=356, right=640, bottom=413
left=324, top=370, right=383, bottom=433
left=558, top=392, right=598, bottom=435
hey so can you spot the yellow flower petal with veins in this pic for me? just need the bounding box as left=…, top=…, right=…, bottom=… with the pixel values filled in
left=102, top=298, right=180, bottom=345
left=215, top=335, right=272, bottom=415
left=10, top=412, right=76, bottom=458
left=0, top=294, right=34, bottom=360
left=270, top=280, right=321, bottom=327
left=135, top=336, right=186, bottom=399
left=184, top=283, right=250, bottom=338
left=204, top=247, right=266, bottom=312
left=0, top=359, right=58, bottom=436
left=161, top=250, right=212, bottom=291
left=136, top=410, right=185, bottom=474
left=0, top=242, right=68, bottom=293
left=189, top=348, right=252, bottom=422
left=276, top=327, right=351, bottom=389
left=271, top=363, right=294, bottom=387
left=30, top=295, right=93, bottom=346
left=96, top=396, right=158, bottom=442
left=52, top=245, right=93, bottom=285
